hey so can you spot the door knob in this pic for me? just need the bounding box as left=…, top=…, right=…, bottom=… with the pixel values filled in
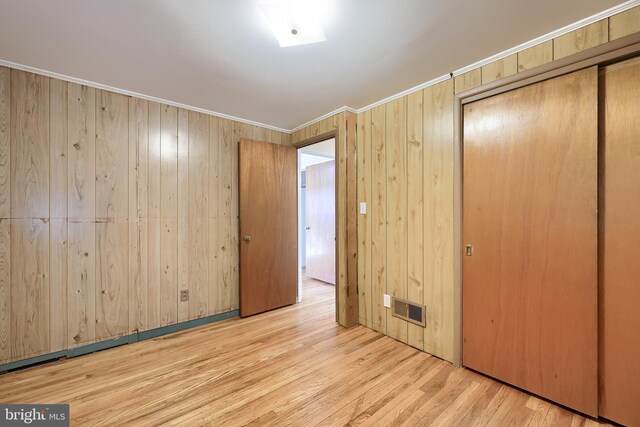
left=305, top=226, right=311, bottom=230
left=242, top=235, right=252, bottom=242
left=466, top=244, right=473, bottom=256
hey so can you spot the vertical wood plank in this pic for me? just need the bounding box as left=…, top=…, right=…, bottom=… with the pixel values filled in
left=218, top=118, right=233, bottom=313
left=270, top=131, right=282, bottom=145
left=336, top=112, right=348, bottom=325
left=177, top=109, right=189, bottom=322
left=189, top=111, right=209, bottom=318
left=481, top=54, right=518, bottom=85
left=208, top=116, right=220, bottom=314
left=96, top=222, right=128, bottom=339
left=49, top=219, right=67, bottom=353
left=233, top=122, right=252, bottom=311
left=96, top=90, right=128, bottom=220
left=385, top=98, right=408, bottom=344
left=0, top=219, right=10, bottom=362
left=454, top=69, right=481, bottom=94
left=281, top=132, right=291, bottom=146
left=129, top=98, right=148, bottom=220
left=11, top=70, right=49, bottom=219
left=407, top=90, right=424, bottom=350
left=518, top=41, right=553, bottom=72
left=11, top=219, right=49, bottom=358
left=160, top=104, right=178, bottom=326
left=67, top=83, right=95, bottom=220
left=370, top=105, right=386, bottom=334
left=128, top=98, right=148, bottom=332
left=67, top=222, right=95, bottom=346
left=344, top=111, right=359, bottom=327
left=49, top=79, right=67, bottom=219
left=553, top=20, right=609, bottom=60
left=147, top=102, right=161, bottom=329
left=423, top=79, right=455, bottom=362
left=357, top=110, right=372, bottom=328
left=0, top=67, right=9, bottom=218
left=252, top=125, right=271, bottom=143
left=609, top=6, right=640, bottom=40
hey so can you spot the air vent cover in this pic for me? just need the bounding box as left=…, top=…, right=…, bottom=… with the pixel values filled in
left=391, top=297, right=426, bottom=327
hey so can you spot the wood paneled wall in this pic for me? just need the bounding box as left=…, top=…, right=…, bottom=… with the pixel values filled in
left=356, top=80, right=455, bottom=361
left=354, top=6, right=640, bottom=363
left=0, top=66, right=290, bottom=365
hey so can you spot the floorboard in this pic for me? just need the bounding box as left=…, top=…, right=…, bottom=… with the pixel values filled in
left=0, top=278, right=613, bottom=426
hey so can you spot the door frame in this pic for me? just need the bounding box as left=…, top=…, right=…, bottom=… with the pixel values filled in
left=294, top=131, right=340, bottom=322
left=453, top=31, right=640, bottom=367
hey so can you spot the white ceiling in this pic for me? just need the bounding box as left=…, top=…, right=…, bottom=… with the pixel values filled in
left=0, top=0, right=628, bottom=129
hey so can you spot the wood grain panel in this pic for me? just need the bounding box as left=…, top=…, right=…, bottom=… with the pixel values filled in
left=147, top=218, right=161, bottom=330
left=385, top=98, right=408, bottom=344
left=218, top=118, right=234, bottom=313
left=49, top=219, right=67, bottom=353
left=67, top=83, right=95, bottom=220
left=518, top=41, right=553, bottom=72
left=454, top=69, right=481, bottom=94
left=0, top=219, right=9, bottom=362
left=481, top=54, right=517, bottom=84
left=208, top=116, right=220, bottom=313
left=344, top=111, right=358, bottom=327
left=599, top=56, right=640, bottom=427
left=147, top=102, right=161, bottom=329
left=252, top=125, right=271, bottom=143
left=370, top=105, right=386, bottom=334
left=553, top=20, right=609, bottom=60
left=423, top=79, right=454, bottom=362
left=463, top=68, right=598, bottom=415
left=129, top=98, right=148, bottom=220
left=11, top=70, right=49, bottom=218
left=357, top=110, right=372, bottom=328
left=407, top=90, right=424, bottom=350
left=233, top=122, right=252, bottom=311
left=128, top=98, right=148, bottom=331
left=129, top=220, right=148, bottom=332
left=177, top=109, right=189, bottom=322
left=96, top=90, right=128, bottom=220
left=0, top=67, right=9, bottom=218
left=96, top=222, right=129, bottom=339
left=188, top=111, right=210, bottom=318
left=160, top=105, right=178, bottom=326
left=609, top=6, right=640, bottom=41
left=239, top=139, right=297, bottom=317
left=305, top=160, right=335, bottom=285
left=11, top=219, right=49, bottom=359
left=49, top=79, right=67, bottom=219
left=67, top=222, right=95, bottom=345
left=160, top=217, right=178, bottom=326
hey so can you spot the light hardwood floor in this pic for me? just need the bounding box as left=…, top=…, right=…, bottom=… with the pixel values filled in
left=0, top=279, right=612, bottom=426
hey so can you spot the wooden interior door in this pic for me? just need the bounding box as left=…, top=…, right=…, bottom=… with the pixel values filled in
left=462, top=68, right=598, bottom=415
left=599, top=56, right=640, bottom=427
left=305, top=160, right=336, bottom=284
left=239, top=139, right=297, bottom=317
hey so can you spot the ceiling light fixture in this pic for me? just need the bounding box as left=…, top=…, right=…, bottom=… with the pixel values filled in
left=259, top=0, right=327, bottom=47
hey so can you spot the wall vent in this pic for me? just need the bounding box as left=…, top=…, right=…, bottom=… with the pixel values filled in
left=391, top=297, right=426, bottom=327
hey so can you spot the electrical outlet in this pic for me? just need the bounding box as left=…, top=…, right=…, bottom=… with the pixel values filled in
left=360, top=202, right=367, bottom=214
left=180, top=290, right=189, bottom=302
left=383, top=294, right=391, bottom=308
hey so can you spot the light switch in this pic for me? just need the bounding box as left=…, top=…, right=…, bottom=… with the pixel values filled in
left=360, top=202, right=367, bottom=215
left=383, top=294, right=391, bottom=308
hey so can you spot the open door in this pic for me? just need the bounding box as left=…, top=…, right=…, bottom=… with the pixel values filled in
left=239, top=138, right=298, bottom=317
left=305, top=160, right=336, bottom=284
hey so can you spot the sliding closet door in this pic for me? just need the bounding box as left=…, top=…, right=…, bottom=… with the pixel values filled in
left=463, top=68, right=598, bottom=415
left=599, top=57, right=640, bottom=427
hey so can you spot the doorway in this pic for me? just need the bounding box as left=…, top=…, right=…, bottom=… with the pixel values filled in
left=297, top=138, right=336, bottom=302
